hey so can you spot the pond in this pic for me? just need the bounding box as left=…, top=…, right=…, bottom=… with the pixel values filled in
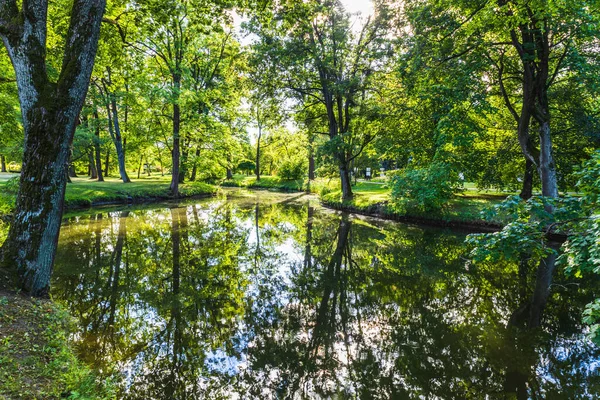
left=52, top=191, right=600, bottom=399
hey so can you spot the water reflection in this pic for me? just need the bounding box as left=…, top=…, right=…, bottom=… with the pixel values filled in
left=53, top=194, right=600, bottom=399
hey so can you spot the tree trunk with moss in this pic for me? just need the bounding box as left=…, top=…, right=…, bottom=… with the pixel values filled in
left=0, top=0, right=106, bottom=296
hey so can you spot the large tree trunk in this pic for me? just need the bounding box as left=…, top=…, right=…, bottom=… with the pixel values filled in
left=93, top=110, right=104, bottom=182
left=509, top=13, right=559, bottom=328
left=0, top=0, right=106, bottom=296
left=170, top=74, right=181, bottom=196
left=0, top=155, right=6, bottom=172
left=339, top=162, right=353, bottom=201
left=519, top=159, right=534, bottom=200
left=538, top=121, right=558, bottom=198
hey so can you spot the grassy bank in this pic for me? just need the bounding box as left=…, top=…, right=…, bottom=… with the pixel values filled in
left=0, top=291, right=115, bottom=399
left=220, top=174, right=305, bottom=192
left=319, top=180, right=506, bottom=229
left=0, top=175, right=218, bottom=215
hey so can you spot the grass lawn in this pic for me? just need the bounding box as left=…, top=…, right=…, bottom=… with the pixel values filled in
left=0, top=175, right=217, bottom=215
left=321, top=180, right=506, bottom=225
left=64, top=175, right=216, bottom=208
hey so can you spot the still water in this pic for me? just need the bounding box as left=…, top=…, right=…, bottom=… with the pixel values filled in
left=52, top=191, right=600, bottom=399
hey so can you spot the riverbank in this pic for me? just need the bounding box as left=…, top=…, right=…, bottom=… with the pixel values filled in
left=0, top=175, right=506, bottom=232
left=0, top=291, right=116, bottom=399
left=318, top=182, right=506, bottom=232
left=220, top=175, right=305, bottom=192
left=0, top=176, right=218, bottom=216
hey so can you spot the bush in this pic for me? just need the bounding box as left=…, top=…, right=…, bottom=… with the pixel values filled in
left=389, top=162, right=462, bottom=213
left=277, top=157, right=307, bottom=181
left=237, top=160, right=256, bottom=175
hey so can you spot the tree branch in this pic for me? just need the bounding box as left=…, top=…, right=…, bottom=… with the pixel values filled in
left=547, top=41, right=569, bottom=89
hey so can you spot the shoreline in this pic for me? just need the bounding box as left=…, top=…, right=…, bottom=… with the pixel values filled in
left=319, top=199, right=502, bottom=233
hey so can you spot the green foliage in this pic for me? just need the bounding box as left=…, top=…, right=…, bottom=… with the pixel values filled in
left=554, top=151, right=600, bottom=343
left=466, top=151, right=600, bottom=341
left=237, top=160, right=256, bottom=174
left=277, top=156, right=307, bottom=181
left=4, top=176, right=19, bottom=194
left=389, top=162, right=462, bottom=213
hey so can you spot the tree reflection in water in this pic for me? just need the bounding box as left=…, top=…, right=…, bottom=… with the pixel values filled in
left=53, top=195, right=600, bottom=399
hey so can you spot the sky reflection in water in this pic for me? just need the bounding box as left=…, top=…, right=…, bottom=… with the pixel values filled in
left=52, top=192, right=600, bottom=399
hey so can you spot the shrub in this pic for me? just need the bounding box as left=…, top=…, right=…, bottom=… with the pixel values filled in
left=277, top=157, right=307, bottom=181
left=389, top=162, right=462, bottom=213
left=237, top=160, right=256, bottom=175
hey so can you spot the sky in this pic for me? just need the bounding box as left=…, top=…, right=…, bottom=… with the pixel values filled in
left=233, top=0, right=375, bottom=41
left=341, top=0, right=374, bottom=17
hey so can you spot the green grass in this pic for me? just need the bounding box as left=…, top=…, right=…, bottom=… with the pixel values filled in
left=0, top=292, right=116, bottom=399
left=0, top=175, right=218, bottom=215
left=320, top=181, right=505, bottom=225
left=220, top=174, right=305, bottom=191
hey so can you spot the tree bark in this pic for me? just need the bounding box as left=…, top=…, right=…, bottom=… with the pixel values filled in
left=0, top=155, right=6, bottom=172
left=88, top=149, right=97, bottom=179
left=68, top=161, right=77, bottom=178
left=538, top=121, right=558, bottom=198
left=519, top=159, right=534, bottom=200
left=339, top=163, right=352, bottom=201
left=93, top=110, right=104, bottom=181
left=0, top=0, right=106, bottom=296
left=104, top=151, right=110, bottom=177
left=104, top=87, right=130, bottom=183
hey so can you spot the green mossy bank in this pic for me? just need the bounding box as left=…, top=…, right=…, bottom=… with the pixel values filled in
left=0, top=292, right=116, bottom=399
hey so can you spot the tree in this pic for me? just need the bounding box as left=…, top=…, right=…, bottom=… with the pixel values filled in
left=0, top=0, right=106, bottom=295
left=248, top=0, right=394, bottom=200
left=93, top=68, right=131, bottom=183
